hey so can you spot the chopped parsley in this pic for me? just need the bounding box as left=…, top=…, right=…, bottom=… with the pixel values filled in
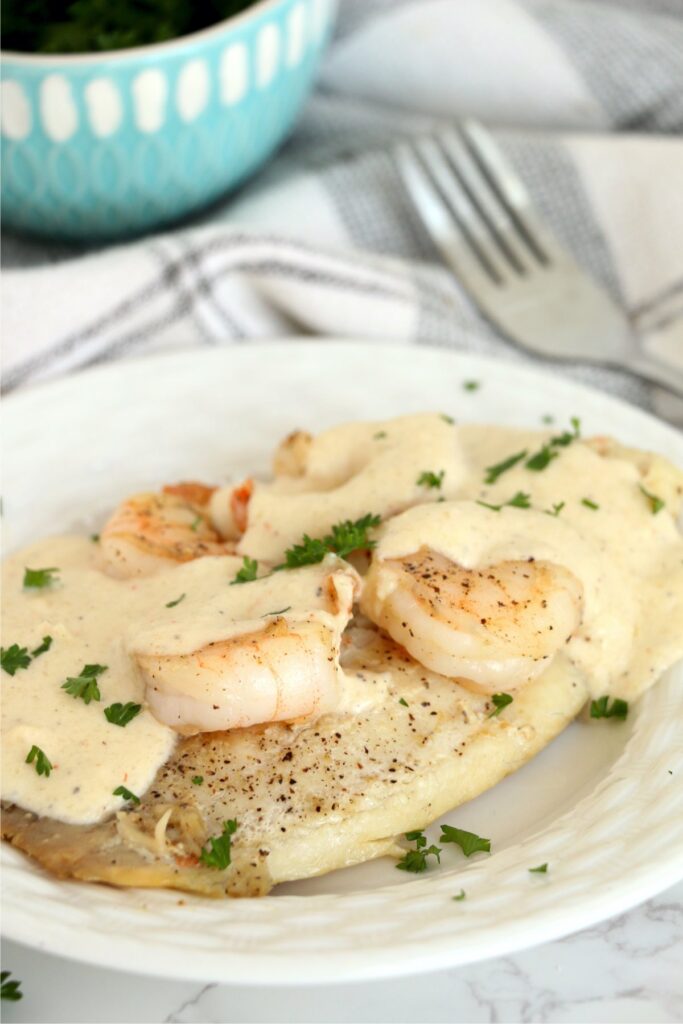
left=581, top=498, right=599, bottom=510
left=487, top=693, right=513, bottom=718
left=32, top=635, right=53, bottom=657
left=452, top=889, right=466, bottom=901
left=440, top=825, right=491, bottom=857
left=262, top=606, right=292, bottom=617
left=484, top=450, right=527, bottom=485
left=113, top=785, right=140, bottom=805
left=62, top=663, right=107, bottom=705
left=230, top=556, right=258, bottom=585
left=1, top=644, right=31, bottom=676
left=200, top=819, right=238, bottom=870
left=190, top=514, right=202, bottom=532
left=2, top=636, right=53, bottom=676
left=541, top=414, right=554, bottom=424
left=165, top=593, right=186, bottom=608
left=590, top=696, right=628, bottom=720
left=278, top=513, right=381, bottom=569
left=396, top=830, right=442, bottom=873
left=529, top=863, right=548, bottom=874
left=551, top=416, right=581, bottom=446
left=639, top=484, right=665, bottom=515
left=525, top=443, right=559, bottom=472
left=192, top=775, right=204, bottom=786
left=417, top=470, right=445, bottom=489
left=1, top=971, right=22, bottom=1002
left=25, top=744, right=52, bottom=777
left=545, top=502, right=565, bottom=517
left=440, top=414, right=455, bottom=424
left=463, top=380, right=480, bottom=391
left=477, top=491, right=530, bottom=512
left=104, top=701, right=142, bottom=727
left=23, top=566, right=59, bottom=589
left=90, top=533, right=100, bottom=543
left=398, top=697, right=409, bottom=707
left=373, top=430, right=388, bottom=439
left=526, top=417, right=581, bottom=471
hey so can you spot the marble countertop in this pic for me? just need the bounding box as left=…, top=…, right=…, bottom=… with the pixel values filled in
left=2, top=881, right=681, bottom=1024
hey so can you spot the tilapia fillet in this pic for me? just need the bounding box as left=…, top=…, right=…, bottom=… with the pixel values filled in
left=2, top=626, right=586, bottom=896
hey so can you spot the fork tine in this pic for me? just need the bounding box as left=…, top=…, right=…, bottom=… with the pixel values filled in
left=440, top=127, right=530, bottom=276
left=396, top=142, right=502, bottom=294
left=460, top=119, right=553, bottom=266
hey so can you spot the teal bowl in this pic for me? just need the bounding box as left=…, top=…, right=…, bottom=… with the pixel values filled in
left=0, top=0, right=336, bottom=240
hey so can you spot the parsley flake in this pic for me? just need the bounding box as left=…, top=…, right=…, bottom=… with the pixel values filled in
left=525, top=444, right=559, bottom=472
left=278, top=514, right=381, bottom=569
left=398, top=697, right=409, bottom=707
left=62, top=663, right=107, bottom=705
left=590, top=696, right=628, bottom=720
left=262, top=606, right=292, bottom=617
left=1, top=644, right=31, bottom=676
left=484, top=450, right=527, bottom=485
left=192, top=775, right=204, bottom=786
left=452, top=889, right=466, bottom=901
left=26, top=744, right=52, bottom=777
left=373, top=430, right=388, bottom=439
left=417, top=470, right=445, bottom=490
left=463, top=380, right=480, bottom=392
left=487, top=693, right=513, bottom=718
left=477, top=491, right=531, bottom=512
left=396, top=830, right=442, bottom=873
left=200, top=819, right=238, bottom=870
left=1, top=971, right=22, bottom=1002
left=23, top=566, right=59, bottom=589
left=104, top=701, right=142, bottom=727
left=440, top=414, right=455, bottom=424
left=113, top=785, right=140, bottom=805
left=541, top=414, right=554, bottom=425
left=440, top=825, right=491, bottom=857
left=529, top=863, right=548, bottom=874
left=581, top=498, right=599, bottom=510
left=639, top=484, right=665, bottom=515
left=31, top=635, right=53, bottom=657
left=165, top=593, right=186, bottom=608
left=190, top=514, right=202, bottom=532
left=90, top=533, right=100, bottom=543
left=230, top=556, right=258, bottom=585
left=545, top=502, right=565, bottom=517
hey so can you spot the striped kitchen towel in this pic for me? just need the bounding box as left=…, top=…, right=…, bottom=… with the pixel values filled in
left=3, top=0, right=682, bottom=414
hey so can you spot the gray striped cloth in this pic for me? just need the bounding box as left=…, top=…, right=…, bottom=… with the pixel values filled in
left=3, top=0, right=682, bottom=416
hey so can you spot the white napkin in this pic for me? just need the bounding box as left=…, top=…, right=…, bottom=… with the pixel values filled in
left=3, top=0, right=682, bottom=413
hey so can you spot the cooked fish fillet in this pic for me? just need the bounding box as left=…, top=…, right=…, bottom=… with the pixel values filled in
left=2, top=624, right=587, bottom=896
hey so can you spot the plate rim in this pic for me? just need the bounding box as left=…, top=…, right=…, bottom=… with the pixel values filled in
left=3, top=340, right=683, bottom=984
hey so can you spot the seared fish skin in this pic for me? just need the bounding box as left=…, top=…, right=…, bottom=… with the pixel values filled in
left=2, top=625, right=587, bottom=897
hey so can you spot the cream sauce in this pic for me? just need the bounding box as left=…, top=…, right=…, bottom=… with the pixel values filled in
left=3, top=419, right=682, bottom=827
left=232, top=413, right=467, bottom=562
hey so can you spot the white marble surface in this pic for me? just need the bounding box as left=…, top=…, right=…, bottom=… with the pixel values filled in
left=2, top=882, right=681, bottom=1024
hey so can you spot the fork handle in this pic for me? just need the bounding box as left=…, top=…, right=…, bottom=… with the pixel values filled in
left=626, top=355, right=683, bottom=397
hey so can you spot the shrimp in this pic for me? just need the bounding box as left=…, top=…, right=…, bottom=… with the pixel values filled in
left=134, top=558, right=360, bottom=734
left=100, top=483, right=229, bottom=579
left=360, top=547, right=583, bottom=694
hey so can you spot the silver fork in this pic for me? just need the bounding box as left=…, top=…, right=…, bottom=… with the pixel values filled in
left=397, top=121, right=683, bottom=396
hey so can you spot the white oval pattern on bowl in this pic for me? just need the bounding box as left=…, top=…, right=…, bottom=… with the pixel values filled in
left=40, top=73, right=79, bottom=141
left=0, top=79, right=32, bottom=139
left=84, top=77, right=123, bottom=137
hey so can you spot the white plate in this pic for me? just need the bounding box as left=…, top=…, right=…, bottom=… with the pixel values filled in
left=3, top=342, right=683, bottom=985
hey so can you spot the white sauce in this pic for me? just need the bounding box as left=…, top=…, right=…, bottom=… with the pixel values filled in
left=3, top=419, right=682, bottom=827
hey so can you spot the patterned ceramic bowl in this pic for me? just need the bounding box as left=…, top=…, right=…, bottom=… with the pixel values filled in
left=0, top=0, right=336, bottom=240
